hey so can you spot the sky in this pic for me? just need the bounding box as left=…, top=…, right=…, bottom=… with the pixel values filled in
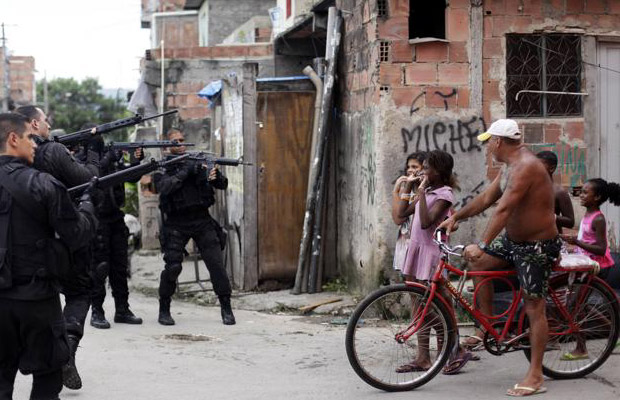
left=0, top=0, right=151, bottom=90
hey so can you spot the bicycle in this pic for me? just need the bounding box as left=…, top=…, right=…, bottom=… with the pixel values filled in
left=345, top=231, right=620, bottom=392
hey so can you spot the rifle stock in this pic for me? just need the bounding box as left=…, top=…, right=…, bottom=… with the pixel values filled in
left=68, top=154, right=189, bottom=197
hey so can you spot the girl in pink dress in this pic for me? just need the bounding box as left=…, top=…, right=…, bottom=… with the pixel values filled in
left=560, top=178, right=620, bottom=359
left=391, top=152, right=426, bottom=277
left=396, top=150, right=472, bottom=375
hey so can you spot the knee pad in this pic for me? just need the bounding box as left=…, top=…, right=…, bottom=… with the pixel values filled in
left=163, top=264, right=182, bottom=282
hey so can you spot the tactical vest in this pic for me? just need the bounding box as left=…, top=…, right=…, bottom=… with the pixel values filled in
left=159, top=160, right=215, bottom=216
left=0, top=163, right=72, bottom=287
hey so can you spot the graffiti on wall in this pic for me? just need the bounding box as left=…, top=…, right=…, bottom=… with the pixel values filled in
left=453, top=180, right=488, bottom=217
left=434, top=89, right=457, bottom=111
left=529, top=142, right=587, bottom=187
left=401, top=116, right=487, bottom=155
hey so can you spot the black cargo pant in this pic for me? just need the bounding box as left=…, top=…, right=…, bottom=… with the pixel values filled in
left=91, top=217, right=130, bottom=312
left=0, top=295, right=68, bottom=400
left=59, top=247, right=92, bottom=342
left=159, top=216, right=231, bottom=300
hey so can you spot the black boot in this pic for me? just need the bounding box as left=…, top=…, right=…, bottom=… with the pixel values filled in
left=90, top=306, right=110, bottom=329
left=114, top=306, right=143, bottom=325
left=62, top=334, right=82, bottom=390
left=219, top=296, right=236, bottom=325
left=158, top=298, right=175, bottom=326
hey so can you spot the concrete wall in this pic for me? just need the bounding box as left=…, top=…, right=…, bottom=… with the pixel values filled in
left=335, top=0, right=620, bottom=294
left=206, top=0, right=276, bottom=46
left=222, top=16, right=272, bottom=44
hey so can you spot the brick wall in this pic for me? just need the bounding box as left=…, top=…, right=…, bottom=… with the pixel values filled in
left=8, top=56, right=36, bottom=106
left=482, top=0, right=620, bottom=187
left=377, top=0, right=471, bottom=111
left=339, top=0, right=379, bottom=113
left=144, top=44, right=274, bottom=124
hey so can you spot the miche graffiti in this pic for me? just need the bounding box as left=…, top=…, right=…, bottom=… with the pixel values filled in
left=401, top=116, right=487, bottom=154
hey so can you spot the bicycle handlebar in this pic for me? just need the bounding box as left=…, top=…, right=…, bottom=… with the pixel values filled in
left=433, top=229, right=466, bottom=257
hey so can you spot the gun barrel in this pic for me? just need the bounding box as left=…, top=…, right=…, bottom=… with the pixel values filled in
left=68, top=154, right=189, bottom=196
left=110, top=141, right=195, bottom=150
left=56, top=109, right=179, bottom=146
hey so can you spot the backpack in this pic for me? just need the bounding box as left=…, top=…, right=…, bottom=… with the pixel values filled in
left=0, top=165, right=72, bottom=285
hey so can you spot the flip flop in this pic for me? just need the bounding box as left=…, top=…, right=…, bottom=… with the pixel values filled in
left=442, top=351, right=473, bottom=375
left=395, top=361, right=429, bottom=373
left=560, top=352, right=589, bottom=361
left=506, top=384, right=547, bottom=397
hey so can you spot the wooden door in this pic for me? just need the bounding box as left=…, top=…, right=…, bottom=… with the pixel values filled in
left=256, top=91, right=314, bottom=280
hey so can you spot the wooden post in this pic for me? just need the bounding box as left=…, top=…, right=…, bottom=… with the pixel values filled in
left=293, top=7, right=342, bottom=294
left=243, top=63, right=259, bottom=290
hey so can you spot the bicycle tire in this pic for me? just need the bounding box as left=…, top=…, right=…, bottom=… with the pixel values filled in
left=345, top=284, right=456, bottom=391
left=522, top=275, right=620, bottom=379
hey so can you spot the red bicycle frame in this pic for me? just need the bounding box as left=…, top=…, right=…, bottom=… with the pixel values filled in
left=395, top=256, right=612, bottom=346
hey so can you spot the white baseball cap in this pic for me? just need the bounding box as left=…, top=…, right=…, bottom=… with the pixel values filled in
left=477, top=119, right=521, bottom=142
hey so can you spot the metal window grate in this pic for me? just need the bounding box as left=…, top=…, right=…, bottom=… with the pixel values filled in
left=506, top=34, right=582, bottom=117
left=377, top=0, right=388, bottom=18
left=379, top=41, right=391, bottom=62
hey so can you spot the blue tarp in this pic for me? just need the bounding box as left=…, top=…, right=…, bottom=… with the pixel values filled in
left=197, top=80, right=222, bottom=108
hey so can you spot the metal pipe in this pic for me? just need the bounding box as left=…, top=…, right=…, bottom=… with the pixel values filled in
left=515, top=90, right=588, bottom=101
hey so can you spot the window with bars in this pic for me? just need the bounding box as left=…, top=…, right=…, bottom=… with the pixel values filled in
left=379, top=41, right=391, bottom=62
left=377, top=0, right=388, bottom=18
left=506, top=34, right=582, bottom=118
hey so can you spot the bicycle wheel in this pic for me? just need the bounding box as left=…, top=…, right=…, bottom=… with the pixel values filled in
left=523, top=275, right=620, bottom=379
left=345, top=284, right=456, bottom=391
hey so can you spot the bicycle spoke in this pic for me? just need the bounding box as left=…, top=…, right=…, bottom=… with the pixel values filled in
left=531, top=280, right=620, bottom=378
left=347, top=286, right=454, bottom=390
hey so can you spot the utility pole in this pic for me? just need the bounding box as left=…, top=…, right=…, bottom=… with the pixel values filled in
left=43, top=72, right=49, bottom=114
left=1, top=23, right=9, bottom=112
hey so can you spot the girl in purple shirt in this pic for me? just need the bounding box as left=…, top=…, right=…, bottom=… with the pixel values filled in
left=396, top=150, right=473, bottom=375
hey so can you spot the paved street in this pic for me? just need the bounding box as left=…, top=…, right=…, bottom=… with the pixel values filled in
left=12, top=287, right=620, bottom=400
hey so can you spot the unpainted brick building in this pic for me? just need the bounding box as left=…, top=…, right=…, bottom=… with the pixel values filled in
left=335, top=0, right=620, bottom=292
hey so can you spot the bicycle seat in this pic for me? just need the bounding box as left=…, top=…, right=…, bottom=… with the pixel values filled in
left=553, top=253, right=600, bottom=274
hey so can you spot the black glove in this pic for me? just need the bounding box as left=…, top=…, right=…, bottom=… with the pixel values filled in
left=100, top=148, right=123, bottom=170
left=79, top=177, right=102, bottom=208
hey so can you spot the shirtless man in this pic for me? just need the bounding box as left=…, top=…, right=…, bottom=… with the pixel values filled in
left=536, top=151, right=575, bottom=233
left=439, top=119, right=561, bottom=397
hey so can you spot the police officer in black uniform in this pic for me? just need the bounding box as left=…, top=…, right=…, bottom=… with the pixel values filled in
left=14, top=106, right=99, bottom=390
left=0, top=113, right=98, bottom=400
left=85, top=132, right=143, bottom=329
left=154, top=128, right=235, bottom=326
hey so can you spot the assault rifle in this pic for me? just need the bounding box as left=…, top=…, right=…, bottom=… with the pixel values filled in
left=186, top=152, right=252, bottom=171
left=107, top=140, right=195, bottom=152
left=68, top=154, right=189, bottom=197
left=55, top=109, right=178, bottom=147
